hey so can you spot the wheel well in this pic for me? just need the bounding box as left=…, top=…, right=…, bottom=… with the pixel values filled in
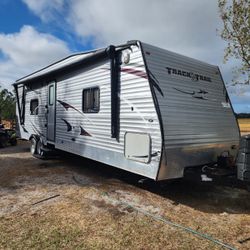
left=29, top=134, right=39, bottom=141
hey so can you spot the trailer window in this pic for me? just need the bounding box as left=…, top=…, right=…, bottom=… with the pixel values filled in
left=30, top=99, right=39, bottom=115
left=82, top=87, right=100, bottom=113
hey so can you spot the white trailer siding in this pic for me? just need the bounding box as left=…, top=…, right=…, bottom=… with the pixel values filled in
left=53, top=44, right=162, bottom=179
left=25, top=85, right=48, bottom=139
left=141, top=42, right=240, bottom=179
left=16, top=83, right=48, bottom=140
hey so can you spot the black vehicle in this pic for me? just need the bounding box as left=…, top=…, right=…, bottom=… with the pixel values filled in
left=0, top=124, right=17, bottom=147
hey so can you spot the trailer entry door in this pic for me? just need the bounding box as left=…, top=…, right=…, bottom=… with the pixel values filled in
left=47, top=81, right=56, bottom=141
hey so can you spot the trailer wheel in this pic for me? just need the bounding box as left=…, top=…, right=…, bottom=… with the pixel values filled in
left=36, top=139, right=44, bottom=157
left=10, top=139, right=17, bottom=146
left=30, top=137, right=37, bottom=155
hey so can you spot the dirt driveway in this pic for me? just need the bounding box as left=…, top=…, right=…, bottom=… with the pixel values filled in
left=0, top=140, right=250, bottom=249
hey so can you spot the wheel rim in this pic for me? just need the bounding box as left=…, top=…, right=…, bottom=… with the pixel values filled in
left=30, top=138, right=37, bottom=155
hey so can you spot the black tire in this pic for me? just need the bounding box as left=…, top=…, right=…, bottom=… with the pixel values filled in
left=0, top=134, right=8, bottom=148
left=36, top=139, right=43, bottom=156
left=30, top=137, right=37, bottom=155
left=36, top=138, right=49, bottom=159
left=10, top=138, right=17, bottom=146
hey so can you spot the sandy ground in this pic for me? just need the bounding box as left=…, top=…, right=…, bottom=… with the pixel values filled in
left=0, top=140, right=250, bottom=249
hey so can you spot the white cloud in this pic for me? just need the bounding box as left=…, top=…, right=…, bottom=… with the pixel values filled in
left=0, top=25, right=70, bottom=89
left=23, top=0, right=240, bottom=69
left=22, top=0, right=243, bottom=73
left=15, top=0, right=250, bottom=112
left=22, top=0, right=64, bottom=22
left=229, top=86, right=250, bottom=113
left=68, top=0, right=222, bottom=60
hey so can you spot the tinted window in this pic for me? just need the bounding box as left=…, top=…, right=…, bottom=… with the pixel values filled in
left=30, top=99, right=39, bottom=115
left=82, top=87, right=100, bottom=113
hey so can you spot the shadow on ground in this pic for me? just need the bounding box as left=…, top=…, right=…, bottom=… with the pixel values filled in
left=1, top=140, right=250, bottom=215
left=58, top=150, right=250, bottom=215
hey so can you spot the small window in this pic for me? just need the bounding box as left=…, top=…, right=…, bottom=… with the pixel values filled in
left=49, top=85, right=54, bottom=105
left=82, top=87, right=100, bottom=113
left=30, top=99, right=39, bottom=115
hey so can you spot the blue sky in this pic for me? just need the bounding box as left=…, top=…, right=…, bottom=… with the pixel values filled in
left=0, top=0, right=92, bottom=52
left=0, top=0, right=249, bottom=113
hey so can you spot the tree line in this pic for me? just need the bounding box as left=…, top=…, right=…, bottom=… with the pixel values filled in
left=0, top=87, right=16, bottom=122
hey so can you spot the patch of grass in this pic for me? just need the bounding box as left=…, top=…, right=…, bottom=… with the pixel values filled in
left=0, top=200, right=222, bottom=250
left=0, top=215, right=86, bottom=249
left=0, top=141, right=248, bottom=250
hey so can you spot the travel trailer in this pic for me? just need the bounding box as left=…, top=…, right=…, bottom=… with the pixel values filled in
left=14, top=40, right=242, bottom=181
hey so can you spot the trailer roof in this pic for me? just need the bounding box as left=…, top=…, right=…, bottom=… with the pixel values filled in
left=14, top=49, right=100, bottom=85
left=13, top=41, right=138, bottom=86
left=13, top=40, right=217, bottom=86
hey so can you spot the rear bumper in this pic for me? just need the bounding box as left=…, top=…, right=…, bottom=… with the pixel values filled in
left=157, top=142, right=239, bottom=180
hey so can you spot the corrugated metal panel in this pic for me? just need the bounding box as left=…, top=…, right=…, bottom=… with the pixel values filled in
left=23, top=83, right=48, bottom=139
left=142, top=43, right=239, bottom=147
left=142, top=42, right=240, bottom=179
left=17, top=83, right=47, bottom=140
left=54, top=44, right=162, bottom=178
